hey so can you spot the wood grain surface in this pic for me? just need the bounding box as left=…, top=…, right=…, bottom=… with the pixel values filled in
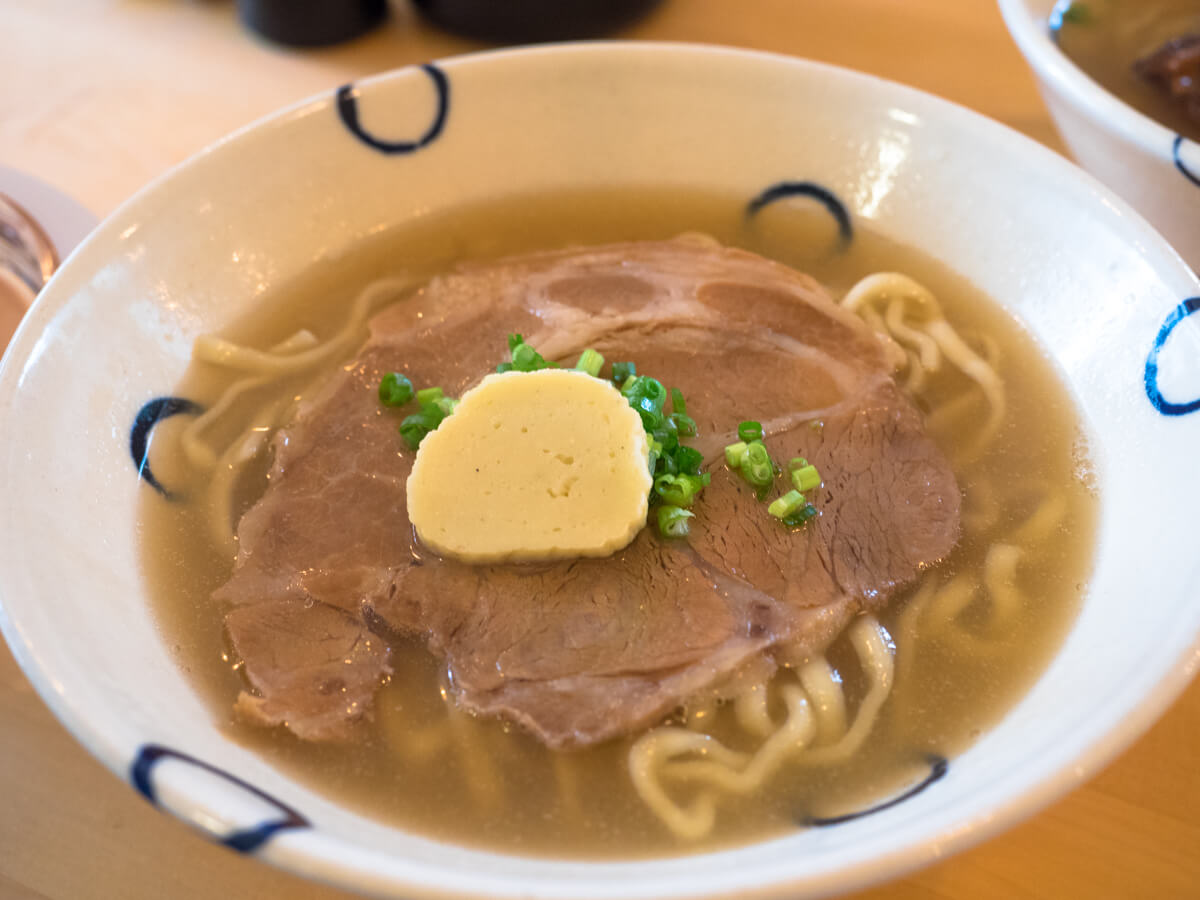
left=2, top=1, right=1197, bottom=898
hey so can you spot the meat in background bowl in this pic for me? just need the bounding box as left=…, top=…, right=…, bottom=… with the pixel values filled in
left=998, top=0, right=1200, bottom=272
left=1, top=42, right=1199, bottom=900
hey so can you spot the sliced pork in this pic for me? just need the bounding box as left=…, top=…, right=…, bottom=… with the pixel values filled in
left=215, top=240, right=960, bottom=747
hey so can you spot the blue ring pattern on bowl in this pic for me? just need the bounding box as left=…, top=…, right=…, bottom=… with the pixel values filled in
left=745, top=181, right=853, bottom=249
left=130, top=396, right=203, bottom=498
left=1046, top=0, right=1071, bottom=35
left=131, top=744, right=310, bottom=853
left=336, top=63, right=450, bottom=155
left=1145, top=297, right=1200, bottom=416
left=801, top=754, right=949, bottom=827
left=1172, top=136, right=1200, bottom=189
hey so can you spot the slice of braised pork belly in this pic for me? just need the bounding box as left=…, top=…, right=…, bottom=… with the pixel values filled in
left=215, top=239, right=960, bottom=747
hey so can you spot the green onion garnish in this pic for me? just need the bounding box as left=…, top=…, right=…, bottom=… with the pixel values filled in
left=623, top=376, right=669, bottom=431
left=670, top=412, right=698, bottom=437
left=500, top=335, right=554, bottom=373
left=724, top=441, right=749, bottom=469
left=622, top=375, right=667, bottom=406
left=670, top=387, right=687, bottom=415
left=782, top=503, right=820, bottom=528
left=738, top=420, right=764, bottom=443
left=654, top=473, right=708, bottom=507
left=399, top=403, right=447, bottom=450
left=768, top=489, right=807, bottom=519
left=379, top=375, right=457, bottom=449
left=741, top=440, right=775, bottom=488
left=791, top=463, right=821, bottom=493
left=512, top=343, right=544, bottom=371
left=672, top=445, right=704, bottom=476
left=657, top=505, right=694, bottom=538
left=647, top=437, right=663, bottom=475
left=612, top=361, right=636, bottom=387
left=726, top=417, right=822, bottom=530
left=574, top=348, right=604, bottom=378
left=378, top=372, right=414, bottom=407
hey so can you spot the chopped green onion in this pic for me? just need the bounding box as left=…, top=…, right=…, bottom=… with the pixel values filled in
left=512, top=343, right=545, bottom=371
left=741, top=440, right=775, bottom=487
left=378, top=376, right=457, bottom=450
left=398, top=421, right=429, bottom=450
left=636, top=407, right=663, bottom=431
left=378, top=372, right=414, bottom=407
left=622, top=375, right=667, bottom=406
left=724, top=441, right=749, bottom=469
left=672, top=445, right=704, bottom=476
left=738, top=420, right=764, bottom=443
left=653, top=416, right=678, bottom=446
left=574, top=348, right=604, bottom=377
left=398, top=403, right=447, bottom=450
left=791, top=464, right=821, bottom=493
left=670, top=412, right=697, bottom=437
left=782, top=503, right=820, bottom=528
left=768, top=489, right=807, bottom=519
left=787, top=457, right=809, bottom=472
left=670, top=387, right=687, bottom=415
left=500, top=335, right=554, bottom=373
left=647, top=437, right=663, bottom=475
left=657, top=505, right=694, bottom=538
left=654, top=473, right=708, bottom=507
left=612, top=361, right=636, bottom=387
left=623, top=376, right=669, bottom=432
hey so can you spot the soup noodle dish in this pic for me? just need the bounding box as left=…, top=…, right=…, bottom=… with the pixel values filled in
left=2, top=43, right=1199, bottom=900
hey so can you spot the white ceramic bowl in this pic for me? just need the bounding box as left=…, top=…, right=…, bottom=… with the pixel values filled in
left=998, top=0, right=1200, bottom=272
left=2, top=42, right=1200, bottom=900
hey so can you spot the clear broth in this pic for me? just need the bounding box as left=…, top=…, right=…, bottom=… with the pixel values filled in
left=140, top=188, right=1096, bottom=858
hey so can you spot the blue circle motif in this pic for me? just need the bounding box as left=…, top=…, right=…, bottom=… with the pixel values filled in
left=130, top=396, right=203, bottom=498
left=801, top=754, right=948, bottom=827
left=131, top=744, right=310, bottom=853
left=1145, top=297, right=1200, bottom=416
left=746, top=181, right=854, bottom=249
left=337, top=63, right=449, bottom=155
left=1173, top=135, right=1200, bottom=190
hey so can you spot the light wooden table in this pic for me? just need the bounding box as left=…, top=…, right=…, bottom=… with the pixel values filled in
left=2, top=1, right=1198, bottom=898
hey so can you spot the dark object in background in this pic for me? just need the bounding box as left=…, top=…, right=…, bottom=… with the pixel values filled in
left=1135, top=34, right=1200, bottom=126
left=237, top=0, right=389, bottom=47
left=412, top=0, right=662, bottom=42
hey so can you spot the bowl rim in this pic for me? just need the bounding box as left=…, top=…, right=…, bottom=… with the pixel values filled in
left=996, top=0, right=1198, bottom=161
left=3, top=37, right=1200, bottom=900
